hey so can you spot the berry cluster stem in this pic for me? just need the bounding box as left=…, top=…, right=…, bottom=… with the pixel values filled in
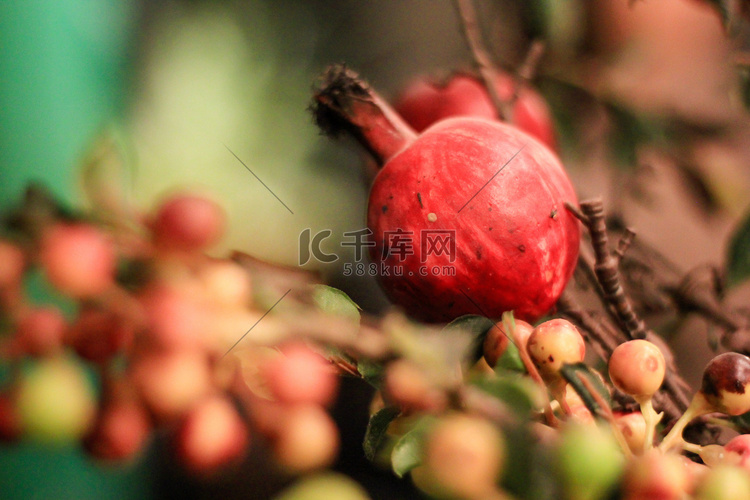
left=636, top=396, right=662, bottom=452
left=658, top=392, right=712, bottom=453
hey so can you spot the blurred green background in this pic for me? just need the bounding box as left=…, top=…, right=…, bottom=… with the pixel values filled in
left=0, top=1, right=472, bottom=498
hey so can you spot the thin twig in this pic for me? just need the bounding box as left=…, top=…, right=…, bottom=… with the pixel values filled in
left=454, top=0, right=511, bottom=121
left=517, top=40, right=547, bottom=82
left=511, top=40, right=546, bottom=107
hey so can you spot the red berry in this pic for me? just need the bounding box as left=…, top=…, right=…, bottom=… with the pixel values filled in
left=16, top=306, right=67, bottom=357
left=314, top=67, right=580, bottom=323
left=85, top=398, right=152, bottom=462
left=151, top=193, right=225, bottom=252
left=700, top=352, right=750, bottom=416
left=39, top=223, right=116, bottom=297
left=0, top=240, right=25, bottom=288
left=0, top=391, right=22, bottom=442
left=394, top=72, right=558, bottom=151
left=527, top=319, right=586, bottom=381
left=176, top=395, right=248, bottom=473
left=67, top=307, right=134, bottom=363
left=260, top=342, right=338, bottom=407
left=608, top=339, right=666, bottom=400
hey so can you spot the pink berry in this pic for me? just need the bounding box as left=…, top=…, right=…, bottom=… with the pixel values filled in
left=151, top=194, right=225, bottom=252
left=613, top=411, right=647, bottom=454
left=16, top=306, right=67, bottom=357
left=130, top=349, right=212, bottom=420
left=271, top=404, right=339, bottom=473
left=608, top=339, right=666, bottom=399
left=622, top=449, right=690, bottom=500
left=527, top=319, right=586, bottom=382
left=418, top=413, right=505, bottom=500
left=176, top=395, right=248, bottom=473
left=39, top=223, right=116, bottom=297
left=383, top=359, right=446, bottom=413
left=724, top=434, right=750, bottom=470
left=138, top=284, right=207, bottom=350
left=261, top=342, right=338, bottom=407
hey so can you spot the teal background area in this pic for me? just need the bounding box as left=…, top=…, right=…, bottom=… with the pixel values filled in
left=0, top=1, right=154, bottom=498
left=0, top=0, right=135, bottom=211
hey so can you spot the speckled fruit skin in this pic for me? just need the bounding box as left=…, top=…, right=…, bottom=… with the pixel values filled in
left=395, top=73, right=558, bottom=151
left=367, top=117, right=580, bottom=322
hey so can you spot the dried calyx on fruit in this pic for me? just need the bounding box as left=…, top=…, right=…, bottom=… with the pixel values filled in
left=312, top=65, right=580, bottom=323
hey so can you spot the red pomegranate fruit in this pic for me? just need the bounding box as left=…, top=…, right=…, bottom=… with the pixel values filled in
left=394, top=72, right=558, bottom=151
left=313, top=66, right=579, bottom=323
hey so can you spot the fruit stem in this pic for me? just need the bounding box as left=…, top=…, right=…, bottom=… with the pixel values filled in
left=657, top=392, right=712, bottom=452
left=502, top=312, right=558, bottom=427
left=312, top=65, right=418, bottom=166
left=636, top=396, right=662, bottom=453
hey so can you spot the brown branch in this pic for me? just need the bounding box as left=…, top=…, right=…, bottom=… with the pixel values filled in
left=556, top=291, right=620, bottom=358
left=579, top=198, right=648, bottom=340
left=454, top=0, right=511, bottom=121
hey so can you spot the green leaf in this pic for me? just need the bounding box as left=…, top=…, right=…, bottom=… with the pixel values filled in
left=310, top=284, right=361, bottom=323
left=471, top=375, right=542, bottom=417
left=356, top=359, right=384, bottom=390
left=740, top=67, right=750, bottom=112
left=384, top=314, right=475, bottom=382
left=560, top=363, right=611, bottom=418
left=441, top=314, right=495, bottom=366
left=363, top=406, right=401, bottom=462
left=497, top=312, right=528, bottom=373
left=495, top=341, right=526, bottom=373
left=730, top=410, right=750, bottom=433
left=727, top=205, right=750, bottom=287
left=391, top=415, right=436, bottom=478
left=607, top=105, right=655, bottom=170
